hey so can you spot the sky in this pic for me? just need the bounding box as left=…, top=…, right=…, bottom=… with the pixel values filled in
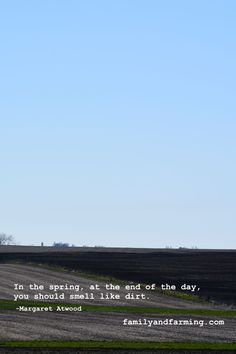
left=0, top=0, right=235, bottom=248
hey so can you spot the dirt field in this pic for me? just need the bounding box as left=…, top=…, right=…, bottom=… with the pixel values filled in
left=0, top=246, right=235, bottom=306
left=0, top=264, right=235, bottom=342
left=0, top=264, right=219, bottom=308
left=0, top=247, right=235, bottom=347
left=1, top=309, right=236, bottom=341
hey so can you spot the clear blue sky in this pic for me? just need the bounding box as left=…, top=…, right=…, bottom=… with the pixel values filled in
left=0, top=0, right=235, bottom=248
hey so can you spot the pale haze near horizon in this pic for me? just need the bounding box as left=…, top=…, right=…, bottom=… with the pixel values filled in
left=0, top=1, right=235, bottom=248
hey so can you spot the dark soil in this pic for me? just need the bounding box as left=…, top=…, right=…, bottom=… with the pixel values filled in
left=0, top=247, right=235, bottom=306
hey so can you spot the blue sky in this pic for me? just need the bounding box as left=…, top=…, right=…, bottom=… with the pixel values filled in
left=0, top=0, right=235, bottom=248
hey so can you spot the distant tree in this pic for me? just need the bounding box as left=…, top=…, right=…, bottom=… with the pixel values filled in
left=0, top=233, right=14, bottom=245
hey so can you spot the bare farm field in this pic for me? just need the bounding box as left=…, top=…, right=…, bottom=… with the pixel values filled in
left=0, top=247, right=235, bottom=352
left=0, top=246, right=236, bottom=305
